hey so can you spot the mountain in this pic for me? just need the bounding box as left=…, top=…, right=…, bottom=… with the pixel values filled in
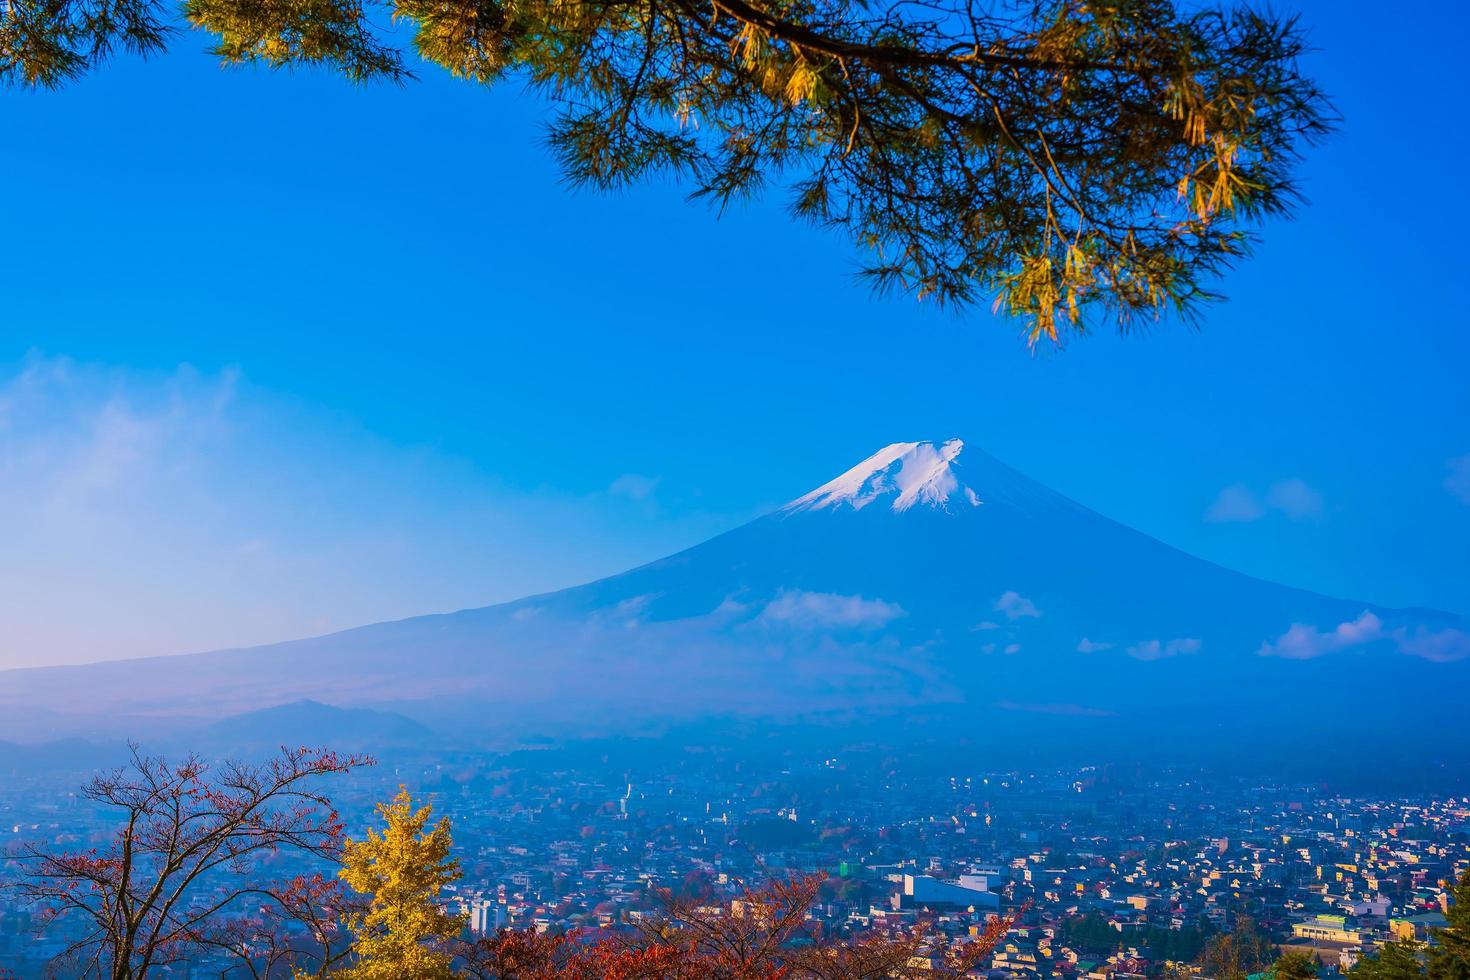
left=193, top=700, right=434, bottom=753
left=2, top=439, right=1466, bottom=747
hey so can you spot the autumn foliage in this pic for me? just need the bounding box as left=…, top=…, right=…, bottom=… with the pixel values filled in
left=457, top=873, right=1012, bottom=980
left=8, top=744, right=371, bottom=980
left=334, top=789, right=466, bottom=979
left=12, top=757, right=1011, bottom=979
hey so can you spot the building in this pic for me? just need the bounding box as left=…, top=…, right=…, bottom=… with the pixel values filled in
left=894, top=874, right=1002, bottom=912
left=1291, top=916, right=1362, bottom=944
left=468, top=898, right=508, bottom=935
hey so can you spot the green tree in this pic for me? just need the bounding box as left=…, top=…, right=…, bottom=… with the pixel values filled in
left=1061, top=911, right=1122, bottom=956
left=1273, top=951, right=1318, bottom=980
left=334, top=789, right=466, bottom=980
left=1351, top=938, right=1426, bottom=980
left=1, top=0, right=1331, bottom=342
left=1429, top=870, right=1470, bottom=980
left=1200, top=915, right=1274, bottom=980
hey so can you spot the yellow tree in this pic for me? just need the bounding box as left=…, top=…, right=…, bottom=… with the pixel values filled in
left=333, top=789, right=466, bottom=980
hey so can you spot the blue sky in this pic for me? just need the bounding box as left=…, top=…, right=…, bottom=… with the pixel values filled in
left=2, top=0, right=1468, bottom=667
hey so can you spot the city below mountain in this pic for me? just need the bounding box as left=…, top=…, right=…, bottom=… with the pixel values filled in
left=3, top=439, right=1466, bottom=751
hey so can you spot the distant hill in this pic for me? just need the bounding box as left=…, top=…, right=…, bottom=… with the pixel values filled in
left=195, top=700, right=433, bottom=752
left=2, top=439, right=1465, bottom=751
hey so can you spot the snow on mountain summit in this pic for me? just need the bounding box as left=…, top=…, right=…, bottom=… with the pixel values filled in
left=785, top=439, right=983, bottom=514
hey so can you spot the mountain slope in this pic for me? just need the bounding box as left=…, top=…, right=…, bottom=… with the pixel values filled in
left=2, top=440, right=1465, bottom=742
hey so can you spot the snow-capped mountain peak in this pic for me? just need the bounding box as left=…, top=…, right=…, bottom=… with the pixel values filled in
left=784, top=439, right=982, bottom=514
left=4, top=436, right=1468, bottom=749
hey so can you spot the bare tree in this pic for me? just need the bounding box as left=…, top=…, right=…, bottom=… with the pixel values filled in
left=8, top=744, right=370, bottom=980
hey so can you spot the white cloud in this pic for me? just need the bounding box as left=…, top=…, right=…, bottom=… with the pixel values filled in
left=993, top=590, right=1041, bottom=620
left=1266, top=478, right=1323, bottom=520
left=1258, top=611, right=1383, bottom=659
left=0, top=357, right=237, bottom=534
left=1205, top=479, right=1323, bottom=523
left=1447, top=454, right=1470, bottom=505
left=1204, top=484, right=1265, bottom=523
left=759, top=590, right=904, bottom=631
left=1076, top=638, right=1114, bottom=653
left=608, top=473, right=661, bottom=502
left=0, top=357, right=237, bottom=512
left=1259, top=611, right=1470, bottom=663
left=1396, top=626, right=1470, bottom=663
left=1126, top=637, right=1202, bottom=661
left=710, top=595, right=752, bottom=620
left=608, top=593, right=657, bottom=628
left=0, top=355, right=745, bottom=669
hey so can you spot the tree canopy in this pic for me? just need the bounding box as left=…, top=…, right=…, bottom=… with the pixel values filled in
left=1200, top=914, right=1275, bottom=980
left=334, top=788, right=466, bottom=979
left=18, top=771, right=1013, bottom=978
left=1, top=0, right=1331, bottom=341
left=458, top=872, right=1011, bottom=978
left=1059, top=910, right=1209, bottom=961
left=1429, top=869, right=1470, bottom=980
left=1346, top=866, right=1470, bottom=980
left=8, top=745, right=369, bottom=980
left=1273, top=950, right=1319, bottom=980
left=1352, top=938, right=1428, bottom=980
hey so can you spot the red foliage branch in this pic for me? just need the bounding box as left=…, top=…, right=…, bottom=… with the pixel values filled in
left=457, top=874, right=1015, bottom=980
left=7, top=743, right=371, bottom=980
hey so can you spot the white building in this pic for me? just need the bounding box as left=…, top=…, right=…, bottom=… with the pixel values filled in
left=468, top=898, right=507, bottom=935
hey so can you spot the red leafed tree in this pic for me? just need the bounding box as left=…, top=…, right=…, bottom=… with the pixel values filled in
left=10, top=744, right=370, bottom=980
left=458, top=874, right=1012, bottom=979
